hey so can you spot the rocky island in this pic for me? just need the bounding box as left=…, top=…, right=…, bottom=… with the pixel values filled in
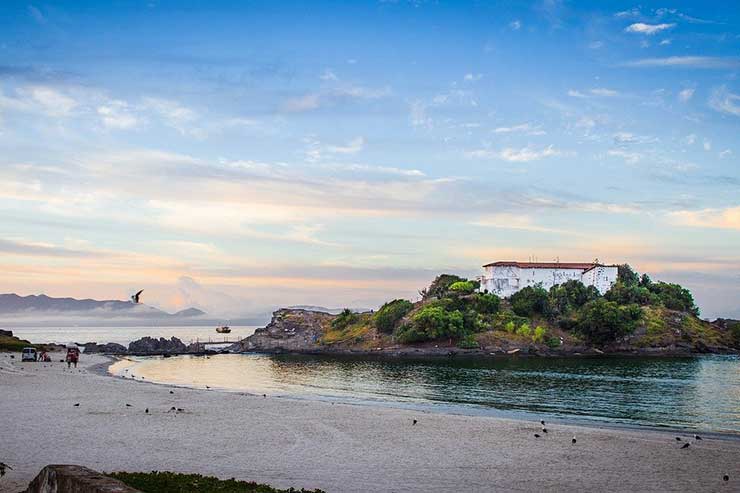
left=233, top=265, right=740, bottom=358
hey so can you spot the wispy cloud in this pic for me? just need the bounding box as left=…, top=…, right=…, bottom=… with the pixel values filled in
left=326, top=137, right=365, bottom=154
left=622, top=57, right=740, bottom=69
left=467, top=145, right=562, bottom=162
left=670, top=206, right=740, bottom=230
left=678, top=88, right=695, bottom=102
left=568, top=88, right=619, bottom=98
left=493, top=123, right=546, bottom=135
left=709, top=86, right=740, bottom=117
left=624, top=23, right=675, bottom=35
left=282, top=85, right=391, bottom=113
left=509, top=20, right=521, bottom=30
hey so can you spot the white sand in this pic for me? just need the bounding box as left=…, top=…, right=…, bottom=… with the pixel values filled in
left=1, top=351, right=738, bottom=493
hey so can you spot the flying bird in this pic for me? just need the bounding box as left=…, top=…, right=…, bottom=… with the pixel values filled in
left=0, top=462, right=12, bottom=477
left=681, top=442, right=690, bottom=449
left=130, top=289, right=144, bottom=304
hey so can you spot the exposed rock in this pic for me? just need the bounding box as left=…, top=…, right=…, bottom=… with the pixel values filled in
left=81, top=342, right=128, bottom=354
left=25, top=464, right=141, bottom=493
left=233, top=309, right=332, bottom=352
left=0, top=329, right=13, bottom=337
left=128, top=336, right=186, bottom=354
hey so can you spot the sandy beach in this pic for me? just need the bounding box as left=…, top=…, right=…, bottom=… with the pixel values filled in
left=1, top=351, right=738, bottom=492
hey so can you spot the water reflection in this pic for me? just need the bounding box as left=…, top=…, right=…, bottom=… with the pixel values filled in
left=110, top=353, right=740, bottom=433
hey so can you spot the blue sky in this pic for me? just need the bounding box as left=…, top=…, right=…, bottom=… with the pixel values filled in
left=1, top=0, right=739, bottom=318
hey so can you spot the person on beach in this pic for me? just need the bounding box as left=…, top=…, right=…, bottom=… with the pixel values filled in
left=66, top=347, right=79, bottom=368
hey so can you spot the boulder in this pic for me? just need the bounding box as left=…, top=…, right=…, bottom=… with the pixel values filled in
left=82, top=342, right=128, bottom=354
left=234, top=308, right=333, bottom=352
left=128, top=336, right=186, bottom=354
left=25, top=464, right=141, bottom=493
left=0, top=329, right=13, bottom=337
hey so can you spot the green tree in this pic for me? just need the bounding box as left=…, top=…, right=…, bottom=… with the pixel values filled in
left=577, top=299, right=642, bottom=345
left=510, top=285, right=551, bottom=318
left=549, top=280, right=600, bottom=317
left=471, top=292, right=501, bottom=314
left=648, top=282, right=699, bottom=316
left=617, top=264, right=640, bottom=286
left=374, top=299, right=414, bottom=334
left=449, top=280, right=476, bottom=294
left=422, top=274, right=466, bottom=300
left=331, top=309, right=359, bottom=331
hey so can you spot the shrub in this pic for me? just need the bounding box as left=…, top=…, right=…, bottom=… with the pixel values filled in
left=532, top=326, right=547, bottom=343
left=331, top=309, right=358, bottom=331
left=549, top=280, right=600, bottom=317
left=449, top=280, right=476, bottom=294
left=398, top=306, right=468, bottom=342
left=515, top=323, right=532, bottom=337
left=577, top=299, right=642, bottom=345
left=472, top=292, right=501, bottom=314
left=546, top=337, right=561, bottom=348
left=604, top=281, right=656, bottom=306
left=109, top=471, right=325, bottom=493
left=504, top=321, right=516, bottom=333
left=617, top=264, right=640, bottom=286
left=374, top=299, right=413, bottom=334
left=457, top=334, right=479, bottom=349
left=648, top=282, right=699, bottom=316
left=421, top=274, right=466, bottom=299
left=510, top=285, right=551, bottom=318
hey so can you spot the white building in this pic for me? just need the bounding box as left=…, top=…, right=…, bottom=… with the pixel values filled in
left=478, top=261, right=618, bottom=298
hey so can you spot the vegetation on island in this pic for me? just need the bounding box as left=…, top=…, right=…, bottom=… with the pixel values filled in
left=317, top=264, right=738, bottom=352
left=109, top=471, right=325, bottom=493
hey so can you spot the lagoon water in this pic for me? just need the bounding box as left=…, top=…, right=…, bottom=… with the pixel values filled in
left=111, top=352, right=740, bottom=434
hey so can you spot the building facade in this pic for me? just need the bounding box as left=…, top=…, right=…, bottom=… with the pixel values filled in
left=478, top=261, right=618, bottom=298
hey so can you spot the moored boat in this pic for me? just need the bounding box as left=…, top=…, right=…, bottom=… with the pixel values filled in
left=216, top=325, right=231, bottom=334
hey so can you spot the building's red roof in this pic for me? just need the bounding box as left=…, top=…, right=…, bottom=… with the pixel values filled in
left=483, top=261, right=602, bottom=270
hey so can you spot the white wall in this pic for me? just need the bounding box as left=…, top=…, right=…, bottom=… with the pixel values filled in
left=480, top=265, right=618, bottom=297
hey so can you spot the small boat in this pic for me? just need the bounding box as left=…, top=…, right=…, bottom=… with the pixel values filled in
left=216, top=325, right=231, bottom=334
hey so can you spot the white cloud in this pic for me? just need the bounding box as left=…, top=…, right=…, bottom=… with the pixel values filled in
left=685, top=134, right=696, bottom=145
left=625, top=23, right=675, bottom=35
left=28, top=5, right=45, bottom=23
left=719, top=149, right=732, bottom=159
left=703, top=138, right=712, bottom=151
left=97, top=101, right=141, bottom=129
left=327, top=137, right=365, bottom=155
left=659, top=39, right=672, bottom=45
left=590, top=88, right=619, bottom=97
left=467, top=145, right=562, bottom=162
left=493, top=123, right=546, bottom=135
left=283, top=93, right=321, bottom=113
left=615, top=8, right=640, bottom=18
left=509, top=20, right=521, bottom=30
left=613, top=132, right=656, bottom=146
left=464, top=73, right=482, bottom=82
left=622, top=57, right=740, bottom=69
left=320, top=70, right=338, bottom=81
left=588, top=41, right=604, bottom=49
left=567, top=89, right=587, bottom=98
left=678, top=88, right=695, bottom=102
left=709, top=86, right=740, bottom=117
left=670, top=206, right=740, bottom=230
left=409, top=100, right=431, bottom=128
left=18, top=86, right=78, bottom=116
left=607, top=149, right=642, bottom=164
left=141, top=97, right=199, bottom=136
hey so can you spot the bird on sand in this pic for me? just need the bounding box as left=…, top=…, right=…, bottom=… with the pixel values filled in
left=176, top=408, right=184, bottom=412
left=542, top=427, right=548, bottom=433
left=412, top=419, right=417, bottom=425
left=130, top=289, right=144, bottom=304
left=572, top=436, right=577, bottom=444
left=263, top=394, right=266, bottom=398
left=0, top=462, right=12, bottom=477
left=169, top=390, right=174, bottom=394
left=724, top=475, right=730, bottom=482
left=681, top=442, right=690, bottom=449
left=540, top=420, right=545, bottom=426
left=694, top=434, right=702, bottom=440
left=534, top=433, right=541, bottom=438
left=675, top=437, right=682, bottom=441
left=145, top=408, right=149, bottom=414
left=73, top=403, right=80, bottom=407
left=206, top=385, right=210, bottom=389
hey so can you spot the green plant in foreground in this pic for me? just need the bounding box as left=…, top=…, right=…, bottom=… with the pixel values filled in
left=515, top=323, right=532, bottom=338
left=532, top=326, right=547, bottom=343
left=109, top=471, right=325, bottom=493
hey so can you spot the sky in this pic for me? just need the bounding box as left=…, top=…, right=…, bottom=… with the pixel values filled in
left=0, top=0, right=739, bottom=319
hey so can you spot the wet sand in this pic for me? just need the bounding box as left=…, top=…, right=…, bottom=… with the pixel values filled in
left=1, top=351, right=738, bottom=492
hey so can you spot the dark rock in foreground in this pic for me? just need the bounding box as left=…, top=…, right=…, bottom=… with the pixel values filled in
left=128, top=336, right=186, bottom=354
left=233, top=308, right=332, bottom=352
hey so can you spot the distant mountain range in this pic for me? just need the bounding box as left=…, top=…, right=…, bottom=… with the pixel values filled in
left=0, top=293, right=206, bottom=318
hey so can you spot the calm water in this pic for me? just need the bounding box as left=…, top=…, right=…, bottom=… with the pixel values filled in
left=10, top=325, right=258, bottom=346
left=110, top=353, right=740, bottom=434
